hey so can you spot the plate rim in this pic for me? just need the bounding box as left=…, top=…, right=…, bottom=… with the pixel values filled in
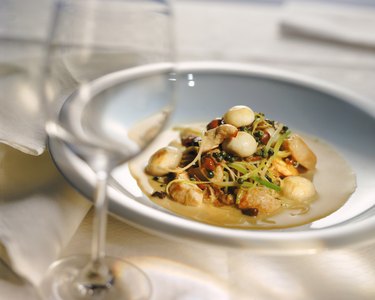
left=175, top=61, right=375, bottom=118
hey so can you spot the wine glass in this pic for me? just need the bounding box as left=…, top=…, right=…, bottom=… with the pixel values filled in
left=39, top=0, right=175, bottom=299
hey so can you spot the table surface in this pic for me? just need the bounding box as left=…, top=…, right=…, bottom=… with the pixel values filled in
left=65, top=2, right=375, bottom=299
left=1, top=1, right=375, bottom=299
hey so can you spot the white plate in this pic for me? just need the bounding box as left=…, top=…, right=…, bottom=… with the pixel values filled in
left=49, top=62, right=375, bottom=253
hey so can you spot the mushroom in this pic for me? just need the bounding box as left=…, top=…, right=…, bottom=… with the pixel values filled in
left=201, top=124, right=238, bottom=153
left=223, top=105, right=255, bottom=128
left=222, top=131, right=257, bottom=158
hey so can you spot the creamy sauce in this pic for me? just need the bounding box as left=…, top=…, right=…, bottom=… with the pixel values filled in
left=129, top=126, right=356, bottom=229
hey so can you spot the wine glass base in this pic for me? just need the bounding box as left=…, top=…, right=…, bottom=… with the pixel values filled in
left=39, top=255, right=151, bottom=300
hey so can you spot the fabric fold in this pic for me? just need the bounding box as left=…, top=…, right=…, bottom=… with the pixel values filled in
left=279, top=1, right=375, bottom=49
left=0, top=145, right=91, bottom=285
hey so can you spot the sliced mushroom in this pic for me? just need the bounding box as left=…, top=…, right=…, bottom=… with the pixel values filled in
left=283, top=134, right=317, bottom=170
left=201, top=124, right=238, bottom=153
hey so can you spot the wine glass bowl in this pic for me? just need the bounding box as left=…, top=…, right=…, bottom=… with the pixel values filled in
left=39, top=0, right=174, bottom=299
left=57, top=63, right=175, bottom=171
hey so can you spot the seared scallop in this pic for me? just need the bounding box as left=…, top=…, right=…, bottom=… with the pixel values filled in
left=283, top=134, right=317, bottom=170
left=281, top=176, right=316, bottom=202
left=146, top=146, right=182, bottom=176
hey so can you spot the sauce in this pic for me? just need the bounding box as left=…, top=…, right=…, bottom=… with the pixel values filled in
left=129, top=126, right=356, bottom=229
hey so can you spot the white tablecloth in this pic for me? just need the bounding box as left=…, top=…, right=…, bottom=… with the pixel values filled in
left=1, top=1, right=375, bottom=299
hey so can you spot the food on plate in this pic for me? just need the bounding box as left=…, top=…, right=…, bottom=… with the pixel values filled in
left=130, top=105, right=356, bottom=229
left=146, top=105, right=317, bottom=216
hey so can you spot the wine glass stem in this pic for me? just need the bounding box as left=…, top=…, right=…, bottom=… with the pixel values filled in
left=73, top=169, right=114, bottom=296
left=92, top=170, right=109, bottom=262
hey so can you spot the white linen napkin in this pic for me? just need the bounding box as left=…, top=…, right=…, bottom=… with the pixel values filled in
left=175, top=0, right=375, bottom=101
left=0, top=3, right=91, bottom=293
left=0, top=64, right=46, bottom=156
left=0, top=144, right=91, bottom=289
left=0, top=1, right=162, bottom=295
left=0, top=0, right=94, bottom=291
left=279, top=1, right=375, bottom=49
left=0, top=0, right=52, bottom=156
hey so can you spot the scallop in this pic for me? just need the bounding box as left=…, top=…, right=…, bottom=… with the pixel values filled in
left=169, top=172, right=203, bottom=206
left=223, top=105, right=255, bottom=128
left=281, top=176, right=316, bottom=202
left=146, top=146, right=182, bottom=176
left=222, top=131, right=257, bottom=158
left=237, top=187, right=281, bottom=215
left=283, top=134, right=317, bottom=170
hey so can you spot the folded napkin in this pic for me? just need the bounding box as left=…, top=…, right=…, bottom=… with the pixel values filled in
left=0, top=0, right=52, bottom=156
left=0, top=145, right=91, bottom=289
left=279, top=1, right=375, bottom=49
left=0, top=64, right=47, bottom=156
left=0, top=4, right=91, bottom=295
left=0, top=1, right=167, bottom=297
